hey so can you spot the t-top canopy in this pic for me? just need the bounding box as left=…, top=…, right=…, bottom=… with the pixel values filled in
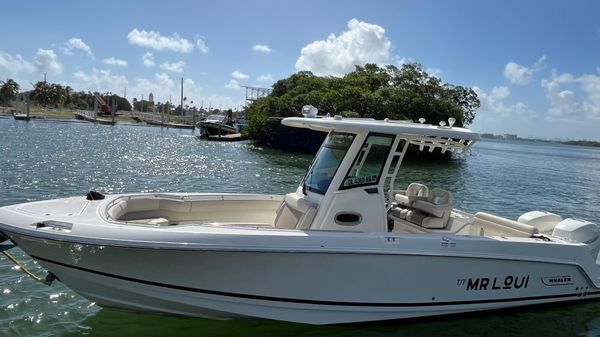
left=282, top=116, right=479, bottom=154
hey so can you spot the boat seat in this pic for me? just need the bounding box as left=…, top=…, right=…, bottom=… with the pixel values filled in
left=107, top=199, right=128, bottom=220
left=393, top=183, right=429, bottom=208
left=405, top=188, right=453, bottom=229
left=389, top=207, right=410, bottom=220
left=274, top=193, right=317, bottom=230
left=106, top=198, right=190, bottom=220
left=470, top=212, right=539, bottom=237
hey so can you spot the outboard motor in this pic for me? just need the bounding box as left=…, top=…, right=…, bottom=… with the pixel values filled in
left=552, top=219, right=600, bottom=260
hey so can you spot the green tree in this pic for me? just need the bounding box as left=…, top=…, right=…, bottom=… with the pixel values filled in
left=115, top=96, right=132, bottom=111
left=0, top=79, right=20, bottom=105
left=30, top=81, right=52, bottom=106
left=133, top=99, right=152, bottom=112
left=245, top=63, right=480, bottom=152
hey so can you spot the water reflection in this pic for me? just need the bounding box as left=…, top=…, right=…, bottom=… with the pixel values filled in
left=2, top=119, right=600, bottom=336
left=69, top=302, right=600, bottom=337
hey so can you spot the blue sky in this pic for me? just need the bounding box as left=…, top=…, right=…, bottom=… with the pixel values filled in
left=1, top=0, right=600, bottom=140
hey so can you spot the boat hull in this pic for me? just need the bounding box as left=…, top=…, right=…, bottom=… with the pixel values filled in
left=12, top=114, right=30, bottom=121
left=197, top=122, right=238, bottom=136
left=4, top=231, right=600, bottom=324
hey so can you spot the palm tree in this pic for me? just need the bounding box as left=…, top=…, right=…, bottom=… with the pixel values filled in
left=63, top=86, right=73, bottom=107
left=31, top=81, right=52, bottom=106
left=0, top=79, right=20, bottom=106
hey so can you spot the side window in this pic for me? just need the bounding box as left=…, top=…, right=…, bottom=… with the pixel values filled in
left=341, top=134, right=394, bottom=189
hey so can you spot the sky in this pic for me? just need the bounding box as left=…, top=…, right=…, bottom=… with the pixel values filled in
left=1, top=0, right=600, bottom=140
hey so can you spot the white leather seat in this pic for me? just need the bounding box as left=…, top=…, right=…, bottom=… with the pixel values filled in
left=394, top=183, right=429, bottom=208
left=470, top=212, right=538, bottom=237
left=274, top=193, right=317, bottom=229
left=389, top=207, right=410, bottom=220
left=409, top=188, right=454, bottom=229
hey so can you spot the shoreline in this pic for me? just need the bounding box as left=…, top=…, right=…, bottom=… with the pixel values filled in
left=2, top=111, right=598, bottom=150
left=0, top=111, right=194, bottom=128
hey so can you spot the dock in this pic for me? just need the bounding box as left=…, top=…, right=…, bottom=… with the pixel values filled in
left=74, top=110, right=116, bottom=125
left=130, top=111, right=193, bottom=129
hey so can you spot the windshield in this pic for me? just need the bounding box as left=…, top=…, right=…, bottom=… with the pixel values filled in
left=341, top=133, right=394, bottom=189
left=303, top=132, right=355, bottom=195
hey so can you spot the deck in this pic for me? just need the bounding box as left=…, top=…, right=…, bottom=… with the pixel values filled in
left=74, top=110, right=115, bottom=125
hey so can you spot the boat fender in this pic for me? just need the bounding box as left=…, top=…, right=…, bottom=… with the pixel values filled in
left=86, top=190, right=105, bottom=200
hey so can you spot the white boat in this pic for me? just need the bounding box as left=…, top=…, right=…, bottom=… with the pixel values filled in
left=1, top=115, right=600, bottom=325
left=196, top=114, right=238, bottom=136
left=12, top=112, right=31, bottom=121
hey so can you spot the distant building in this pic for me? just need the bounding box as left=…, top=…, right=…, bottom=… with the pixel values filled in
left=148, top=92, right=154, bottom=112
left=503, top=134, right=518, bottom=140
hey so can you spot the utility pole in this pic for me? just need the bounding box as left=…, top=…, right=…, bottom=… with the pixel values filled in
left=191, top=100, right=195, bottom=127
left=111, top=95, right=116, bottom=124
left=25, top=92, right=30, bottom=118
left=15, top=92, right=20, bottom=114
left=180, top=77, right=184, bottom=119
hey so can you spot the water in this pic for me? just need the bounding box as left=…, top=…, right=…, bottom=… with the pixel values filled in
left=1, top=117, right=600, bottom=337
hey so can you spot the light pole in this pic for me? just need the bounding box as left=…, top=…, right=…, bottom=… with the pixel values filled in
left=191, top=100, right=195, bottom=127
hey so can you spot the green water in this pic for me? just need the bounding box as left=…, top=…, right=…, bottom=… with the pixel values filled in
left=1, top=118, right=600, bottom=337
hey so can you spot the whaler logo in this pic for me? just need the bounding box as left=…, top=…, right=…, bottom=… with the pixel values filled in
left=441, top=236, right=456, bottom=248
left=457, top=275, right=530, bottom=291
left=541, top=275, right=573, bottom=286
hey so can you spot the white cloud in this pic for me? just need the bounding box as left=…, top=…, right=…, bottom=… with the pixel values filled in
left=473, top=85, right=536, bottom=119
left=295, top=18, right=391, bottom=76
left=34, top=49, right=62, bottom=75
left=103, top=57, right=128, bottom=67
left=196, top=38, right=209, bottom=54
left=393, top=56, right=414, bottom=67
left=257, top=73, right=273, bottom=82
left=159, top=61, right=185, bottom=73
left=491, top=86, right=510, bottom=99
left=225, top=79, right=241, bottom=90
left=131, top=73, right=175, bottom=103
left=252, top=44, right=272, bottom=54
left=127, top=29, right=194, bottom=53
left=142, top=52, right=155, bottom=68
left=426, top=67, right=442, bottom=77
left=0, top=51, right=35, bottom=76
left=504, top=55, right=546, bottom=85
left=62, top=38, right=94, bottom=59
left=504, top=62, right=531, bottom=85
left=541, top=69, right=600, bottom=118
left=131, top=73, right=240, bottom=109
left=155, top=72, right=175, bottom=89
left=231, top=70, right=249, bottom=80
left=72, top=68, right=128, bottom=93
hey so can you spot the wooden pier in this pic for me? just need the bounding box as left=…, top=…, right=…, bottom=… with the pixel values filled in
left=74, top=110, right=115, bottom=125
left=130, top=111, right=193, bottom=129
